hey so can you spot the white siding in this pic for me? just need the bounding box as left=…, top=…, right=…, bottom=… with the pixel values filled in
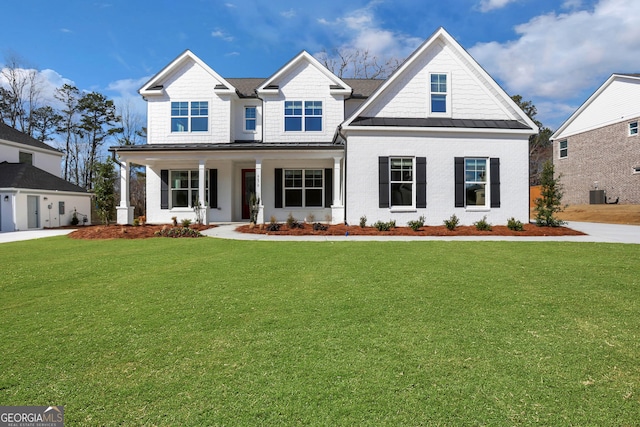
left=0, top=141, right=62, bottom=176
left=232, top=100, right=262, bottom=142
left=345, top=132, right=530, bottom=226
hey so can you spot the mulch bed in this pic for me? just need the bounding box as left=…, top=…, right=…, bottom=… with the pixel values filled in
left=67, top=224, right=215, bottom=240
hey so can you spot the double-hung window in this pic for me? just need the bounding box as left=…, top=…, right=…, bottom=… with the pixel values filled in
left=559, top=140, right=568, bottom=158
left=390, top=158, right=413, bottom=207
left=464, top=158, right=487, bottom=207
left=629, top=121, right=638, bottom=136
left=170, top=170, right=208, bottom=208
left=245, top=106, right=257, bottom=131
left=284, top=169, right=323, bottom=207
left=171, top=101, right=208, bottom=132
left=430, top=73, right=447, bottom=114
left=284, top=100, right=322, bottom=131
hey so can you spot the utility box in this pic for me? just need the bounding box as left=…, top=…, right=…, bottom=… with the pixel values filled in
left=589, top=190, right=605, bottom=204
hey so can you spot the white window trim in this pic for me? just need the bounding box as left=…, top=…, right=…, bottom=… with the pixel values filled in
left=244, top=106, right=258, bottom=133
left=170, top=101, right=209, bottom=133
left=389, top=157, right=415, bottom=209
left=428, top=72, right=451, bottom=118
left=559, top=140, right=568, bottom=159
left=283, top=168, right=325, bottom=208
left=633, top=166, right=640, bottom=174
left=464, top=158, right=490, bottom=211
left=169, top=170, right=208, bottom=209
left=284, top=100, right=323, bottom=132
left=629, top=121, right=638, bottom=137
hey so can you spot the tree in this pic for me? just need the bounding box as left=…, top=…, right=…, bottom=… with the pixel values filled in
left=55, top=84, right=81, bottom=181
left=317, top=47, right=401, bottom=79
left=78, top=92, right=122, bottom=190
left=93, top=157, right=117, bottom=225
left=0, top=54, right=42, bottom=134
left=511, top=95, right=553, bottom=185
left=30, top=106, right=62, bottom=142
left=534, top=160, right=565, bottom=227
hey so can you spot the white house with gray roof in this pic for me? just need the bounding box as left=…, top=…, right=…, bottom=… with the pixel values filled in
left=0, top=123, right=92, bottom=231
left=111, top=27, right=537, bottom=226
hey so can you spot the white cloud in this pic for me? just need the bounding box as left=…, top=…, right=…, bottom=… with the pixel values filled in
left=280, top=9, right=296, bottom=19
left=0, top=67, right=75, bottom=110
left=211, top=29, right=234, bottom=42
left=478, top=0, right=519, bottom=12
left=469, top=0, right=640, bottom=101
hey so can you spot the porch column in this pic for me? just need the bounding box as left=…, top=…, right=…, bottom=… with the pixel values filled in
left=198, top=160, right=207, bottom=225
left=255, top=157, right=264, bottom=224
left=331, top=156, right=345, bottom=224
left=116, top=160, right=134, bottom=225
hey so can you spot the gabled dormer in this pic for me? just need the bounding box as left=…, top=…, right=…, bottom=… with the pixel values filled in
left=257, top=51, right=352, bottom=143
left=140, top=50, right=237, bottom=144
left=342, top=27, right=537, bottom=135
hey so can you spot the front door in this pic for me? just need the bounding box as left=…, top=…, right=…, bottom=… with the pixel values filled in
left=242, top=169, right=256, bottom=220
left=27, top=195, right=39, bottom=229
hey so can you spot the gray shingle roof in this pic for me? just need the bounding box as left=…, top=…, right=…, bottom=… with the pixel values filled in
left=0, top=162, right=88, bottom=193
left=0, top=122, right=62, bottom=153
left=350, top=116, right=532, bottom=130
left=224, top=77, right=383, bottom=99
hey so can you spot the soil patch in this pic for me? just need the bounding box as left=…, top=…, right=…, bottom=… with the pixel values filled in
left=236, top=223, right=584, bottom=237
left=68, top=224, right=215, bottom=240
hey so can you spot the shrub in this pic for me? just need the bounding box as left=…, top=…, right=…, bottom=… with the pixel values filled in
left=286, top=213, right=303, bottom=229
left=306, top=213, right=315, bottom=223
left=443, top=214, right=459, bottom=231
left=181, top=218, right=192, bottom=228
left=474, top=216, right=492, bottom=231
left=507, top=217, right=525, bottom=231
left=70, top=209, right=80, bottom=226
left=313, top=223, right=328, bottom=231
left=133, top=218, right=140, bottom=227
left=154, top=227, right=203, bottom=238
left=534, top=161, right=566, bottom=227
left=407, top=215, right=425, bottom=232
left=359, top=215, right=367, bottom=228
left=265, top=222, right=281, bottom=232
left=373, top=220, right=395, bottom=231
left=171, top=216, right=178, bottom=227
left=138, top=216, right=146, bottom=225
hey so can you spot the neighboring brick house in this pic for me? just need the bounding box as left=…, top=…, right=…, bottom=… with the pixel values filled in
left=551, top=74, right=640, bottom=205
left=111, top=27, right=537, bottom=226
left=0, top=122, right=92, bottom=231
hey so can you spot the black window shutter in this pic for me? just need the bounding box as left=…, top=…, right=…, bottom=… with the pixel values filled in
left=160, top=169, right=169, bottom=209
left=275, top=168, right=283, bottom=208
left=209, top=169, right=218, bottom=208
left=454, top=157, right=465, bottom=207
left=490, top=158, right=500, bottom=208
left=416, top=157, right=427, bottom=208
left=378, top=157, right=389, bottom=208
left=324, top=168, right=333, bottom=208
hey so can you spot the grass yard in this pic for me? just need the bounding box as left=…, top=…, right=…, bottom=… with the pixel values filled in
left=1, top=237, right=639, bottom=426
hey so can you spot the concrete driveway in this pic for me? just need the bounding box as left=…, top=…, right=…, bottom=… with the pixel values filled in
left=0, top=229, right=75, bottom=244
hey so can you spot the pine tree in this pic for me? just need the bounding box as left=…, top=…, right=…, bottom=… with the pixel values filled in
left=534, top=160, right=565, bottom=227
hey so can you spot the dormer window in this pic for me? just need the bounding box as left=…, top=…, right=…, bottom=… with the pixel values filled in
left=171, top=101, right=208, bottom=132
left=430, top=73, right=448, bottom=114
left=284, top=101, right=322, bottom=132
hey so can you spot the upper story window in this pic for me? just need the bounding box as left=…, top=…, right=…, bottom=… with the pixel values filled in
left=430, top=73, right=447, bottom=114
left=629, top=121, right=638, bottom=136
left=465, top=158, right=487, bottom=207
left=559, top=140, right=568, bottom=158
left=171, top=101, right=208, bottom=132
left=245, top=106, right=257, bottom=132
left=284, top=100, right=322, bottom=132
left=390, top=158, right=413, bottom=207
left=19, top=151, right=33, bottom=165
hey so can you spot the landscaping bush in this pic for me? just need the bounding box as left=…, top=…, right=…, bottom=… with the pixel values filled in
left=359, top=215, right=367, bottom=228
left=373, top=220, right=395, bottom=231
left=154, top=227, right=202, bottom=238
left=265, top=222, right=281, bottom=232
left=407, top=215, right=425, bottom=231
left=474, top=216, right=492, bottom=231
left=313, top=223, right=328, bottom=231
left=181, top=218, right=192, bottom=228
left=443, top=214, right=459, bottom=231
left=286, top=213, right=303, bottom=229
left=507, top=217, right=525, bottom=231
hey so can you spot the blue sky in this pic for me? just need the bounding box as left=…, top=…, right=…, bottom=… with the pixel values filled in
left=0, top=0, right=637, bottom=132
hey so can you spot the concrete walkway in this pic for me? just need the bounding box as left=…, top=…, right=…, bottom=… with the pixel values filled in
left=1, top=221, right=639, bottom=244
left=202, top=221, right=640, bottom=244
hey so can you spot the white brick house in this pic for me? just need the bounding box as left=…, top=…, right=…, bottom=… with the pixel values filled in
left=112, top=27, right=537, bottom=226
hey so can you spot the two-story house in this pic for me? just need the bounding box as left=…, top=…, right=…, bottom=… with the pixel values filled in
left=551, top=73, right=640, bottom=205
left=0, top=122, right=92, bottom=231
left=111, top=27, right=537, bottom=226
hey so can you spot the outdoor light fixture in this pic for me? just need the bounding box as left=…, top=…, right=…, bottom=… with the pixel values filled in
left=3, top=196, right=8, bottom=202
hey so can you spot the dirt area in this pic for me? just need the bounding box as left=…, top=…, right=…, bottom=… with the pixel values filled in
left=67, top=224, right=214, bottom=240
left=555, top=204, right=640, bottom=225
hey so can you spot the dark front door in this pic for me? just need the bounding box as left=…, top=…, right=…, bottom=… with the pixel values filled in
left=242, top=169, right=256, bottom=220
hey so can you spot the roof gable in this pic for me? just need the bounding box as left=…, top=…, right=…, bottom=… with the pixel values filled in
left=342, top=27, right=537, bottom=133
left=257, top=51, right=351, bottom=96
left=552, top=74, right=640, bottom=140
left=139, top=50, right=236, bottom=96
left=0, top=161, right=88, bottom=193
left=0, top=122, right=62, bottom=154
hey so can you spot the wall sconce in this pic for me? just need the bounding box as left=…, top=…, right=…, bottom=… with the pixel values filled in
left=3, top=195, right=8, bottom=202
left=43, top=197, right=48, bottom=200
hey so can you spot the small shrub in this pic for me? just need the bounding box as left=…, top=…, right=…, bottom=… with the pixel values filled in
left=138, top=216, right=146, bottom=225
left=359, top=215, right=367, bottom=228
left=286, top=212, right=303, bottom=229
left=474, top=216, right=492, bottom=231
left=171, top=216, right=178, bottom=227
left=70, top=209, right=80, bottom=226
left=181, top=218, right=192, bottom=228
left=507, top=217, right=525, bottom=231
left=133, top=218, right=140, bottom=226
left=269, top=216, right=277, bottom=224
left=407, top=215, right=425, bottom=232
left=373, top=220, right=395, bottom=231
left=313, top=222, right=328, bottom=231
left=265, top=222, right=281, bottom=232
left=154, top=227, right=203, bottom=238
left=443, top=214, right=459, bottom=230
left=306, top=213, right=315, bottom=223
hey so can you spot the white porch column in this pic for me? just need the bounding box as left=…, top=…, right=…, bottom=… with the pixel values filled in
left=331, top=156, right=344, bottom=224
left=116, top=160, right=134, bottom=225
left=198, top=160, right=207, bottom=225
left=255, top=157, right=264, bottom=224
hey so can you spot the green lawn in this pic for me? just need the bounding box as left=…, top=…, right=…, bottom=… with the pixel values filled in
left=1, top=237, right=639, bottom=426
